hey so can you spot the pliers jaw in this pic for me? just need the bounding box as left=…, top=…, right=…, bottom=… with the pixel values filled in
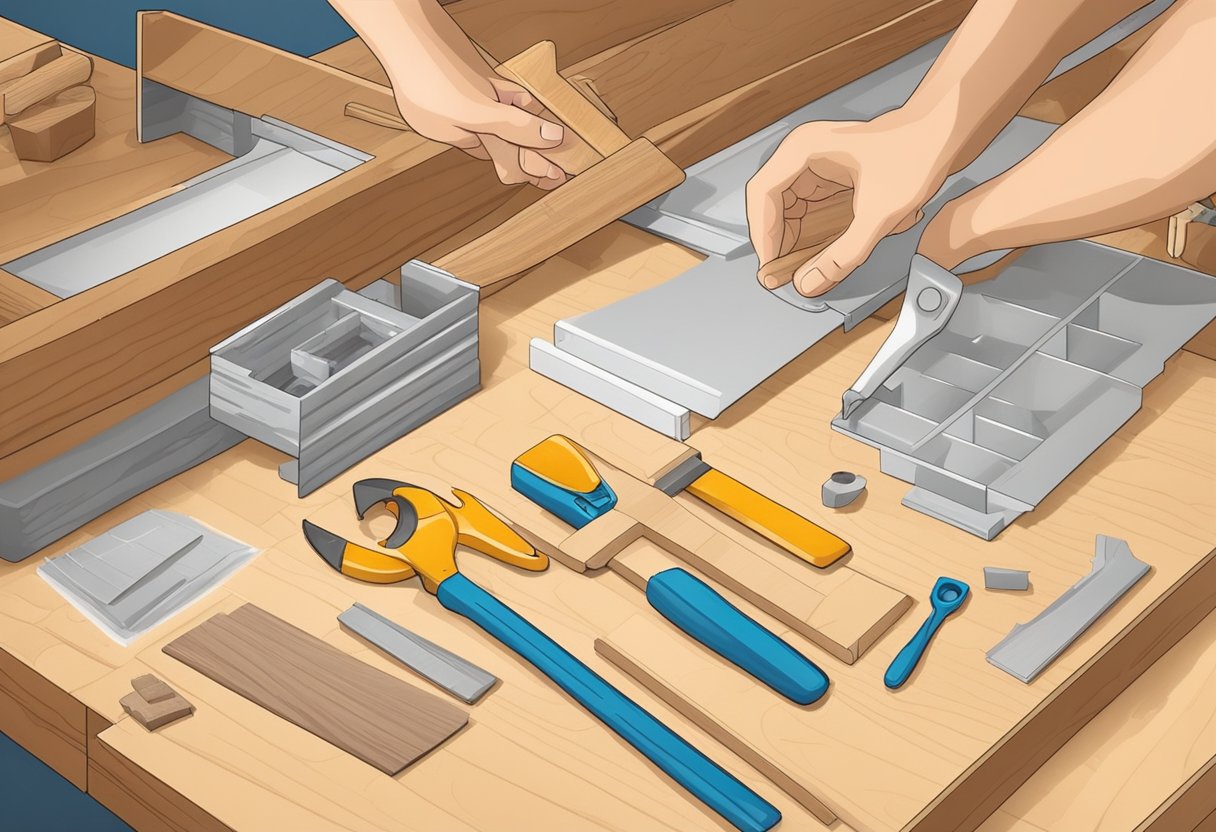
left=301, top=519, right=418, bottom=584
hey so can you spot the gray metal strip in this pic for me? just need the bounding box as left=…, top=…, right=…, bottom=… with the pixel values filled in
left=339, top=603, right=497, bottom=704
left=987, top=536, right=1149, bottom=683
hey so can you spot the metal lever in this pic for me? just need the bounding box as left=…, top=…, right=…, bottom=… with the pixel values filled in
left=841, top=255, right=963, bottom=419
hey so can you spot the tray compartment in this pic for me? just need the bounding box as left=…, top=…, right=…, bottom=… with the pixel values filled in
left=210, top=263, right=480, bottom=495
left=1039, top=324, right=1140, bottom=376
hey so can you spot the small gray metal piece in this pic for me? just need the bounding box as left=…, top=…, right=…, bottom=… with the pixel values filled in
left=821, top=471, right=867, bottom=508
left=841, top=255, right=963, bottom=419
left=987, top=536, right=1149, bottom=683
left=339, top=603, right=497, bottom=704
left=654, top=455, right=713, bottom=497
left=983, top=567, right=1030, bottom=592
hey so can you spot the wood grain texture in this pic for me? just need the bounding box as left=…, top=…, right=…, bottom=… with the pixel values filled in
left=0, top=217, right=1213, bottom=831
left=0, top=267, right=56, bottom=325
left=580, top=0, right=934, bottom=139
left=1, top=50, right=91, bottom=121
left=647, top=0, right=975, bottom=168
left=87, top=709, right=233, bottom=832
left=0, top=645, right=86, bottom=789
left=435, top=139, right=683, bottom=286
left=1136, top=755, right=1216, bottom=832
left=548, top=449, right=910, bottom=664
left=0, top=18, right=52, bottom=63
left=0, top=40, right=60, bottom=87
left=164, top=604, right=468, bottom=775
left=597, top=612, right=840, bottom=825
left=496, top=41, right=630, bottom=156
left=9, top=84, right=95, bottom=162
left=979, top=608, right=1216, bottom=832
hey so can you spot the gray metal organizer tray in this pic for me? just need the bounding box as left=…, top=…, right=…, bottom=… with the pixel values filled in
left=834, top=241, right=1216, bottom=539
left=210, top=262, right=480, bottom=496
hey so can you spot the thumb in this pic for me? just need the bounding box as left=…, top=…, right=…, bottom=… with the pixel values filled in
left=470, top=101, right=564, bottom=149
left=792, top=214, right=892, bottom=297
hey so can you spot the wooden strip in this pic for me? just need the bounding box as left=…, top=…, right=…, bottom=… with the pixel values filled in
left=540, top=450, right=911, bottom=664
left=0, top=41, right=60, bottom=87
left=581, top=0, right=934, bottom=139
left=911, top=547, right=1216, bottom=832
left=597, top=613, right=839, bottom=825
left=434, top=138, right=684, bottom=287
left=138, top=11, right=403, bottom=154
left=0, top=267, right=57, bottom=325
left=496, top=41, right=630, bottom=156
left=0, top=646, right=87, bottom=789
left=87, top=710, right=232, bottom=832
left=164, top=605, right=467, bottom=775
left=1, top=50, right=92, bottom=122
left=1136, top=755, right=1216, bottom=831
left=648, top=0, right=975, bottom=168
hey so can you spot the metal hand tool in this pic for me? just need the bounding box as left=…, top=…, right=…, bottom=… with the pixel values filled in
left=841, top=254, right=963, bottom=420
left=513, top=436, right=830, bottom=703
left=303, top=478, right=781, bottom=832
left=884, top=577, right=969, bottom=690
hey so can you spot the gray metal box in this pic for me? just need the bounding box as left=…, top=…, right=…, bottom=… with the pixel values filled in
left=210, top=262, right=480, bottom=495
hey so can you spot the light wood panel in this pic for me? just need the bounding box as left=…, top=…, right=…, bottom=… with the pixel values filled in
left=0, top=645, right=86, bottom=789
left=581, top=0, right=940, bottom=139
left=0, top=267, right=56, bottom=324
left=0, top=17, right=52, bottom=66
left=87, top=708, right=233, bottom=832
left=980, top=609, right=1216, bottom=832
left=1137, top=756, right=1216, bottom=831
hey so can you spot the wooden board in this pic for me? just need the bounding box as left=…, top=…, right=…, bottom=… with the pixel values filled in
left=0, top=216, right=1214, bottom=831
left=579, top=0, right=938, bottom=139
left=0, top=18, right=52, bottom=65
left=164, top=604, right=467, bottom=775
left=1137, top=757, right=1216, bottom=831
left=0, top=267, right=56, bottom=325
left=548, top=450, right=910, bottom=664
left=0, top=644, right=86, bottom=789
left=980, top=608, right=1216, bottom=831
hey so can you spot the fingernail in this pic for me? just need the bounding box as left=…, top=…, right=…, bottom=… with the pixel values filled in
left=541, top=122, right=564, bottom=142
left=547, top=163, right=562, bottom=179
left=757, top=268, right=779, bottom=289
left=796, top=267, right=828, bottom=297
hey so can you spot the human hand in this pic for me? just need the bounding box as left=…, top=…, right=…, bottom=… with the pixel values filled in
left=746, top=116, right=946, bottom=296
left=391, top=59, right=569, bottom=190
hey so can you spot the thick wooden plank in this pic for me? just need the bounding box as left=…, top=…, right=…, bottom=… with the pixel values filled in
left=164, top=605, right=468, bottom=775
left=648, top=0, right=975, bottom=167
left=0, top=267, right=56, bottom=324
left=1137, top=756, right=1216, bottom=831
left=0, top=645, right=86, bottom=789
left=87, top=709, right=233, bottom=832
left=435, top=139, right=684, bottom=286
left=581, top=0, right=933, bottom=139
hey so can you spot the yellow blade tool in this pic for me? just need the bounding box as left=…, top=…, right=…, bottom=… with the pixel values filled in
left=656, top=457, right=850, bottom=568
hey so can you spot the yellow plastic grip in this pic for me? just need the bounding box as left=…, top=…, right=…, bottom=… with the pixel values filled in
left=685, top=469, right=850, bottom=568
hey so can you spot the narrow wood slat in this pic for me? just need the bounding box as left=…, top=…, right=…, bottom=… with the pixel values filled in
left=164, top=604, right=467, bottom=775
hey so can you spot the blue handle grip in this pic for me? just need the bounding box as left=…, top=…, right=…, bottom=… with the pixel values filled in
left=647, top=569, right=829, bottom=705
left=884, top=608, right=945, bottom=689
left=436, top=572, right=780, bottom=832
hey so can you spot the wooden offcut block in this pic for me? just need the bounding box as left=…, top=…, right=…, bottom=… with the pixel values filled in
left=120, top=676, right=194, bottom=731
left=131, top=673, right=176, bottom=704
left=8, top=85, right=95, bottom=162
left=1, top=49, right=91, bottom=124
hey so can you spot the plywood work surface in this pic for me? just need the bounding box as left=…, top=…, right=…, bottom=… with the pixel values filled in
left=0, top=217, right=1211, bottom=832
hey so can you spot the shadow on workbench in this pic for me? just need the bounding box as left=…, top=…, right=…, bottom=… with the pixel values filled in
left=0, top=730, right=132, bottom=832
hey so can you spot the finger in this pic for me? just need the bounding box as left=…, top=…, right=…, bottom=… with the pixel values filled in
left=481, top=134, right=532, bottom=185
left=789, top=168, right=847, bottom=203
left=469, top=101, right=564, bottom=149
left=746, top=156, right=803, bottom=267
left=890, top=209, right=925, bottom=235
left=779, top=218, right=801, bottom=258
left=792, top=212, right=895, bottom=297
left=519, top=147, right=562, bottom=182
left=487, top=78, right=545, bottom=116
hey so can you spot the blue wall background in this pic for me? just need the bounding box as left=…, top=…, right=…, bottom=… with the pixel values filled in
left=0, top=6, right=354, bottom=825
left=0, top=1, right=356, bottom=67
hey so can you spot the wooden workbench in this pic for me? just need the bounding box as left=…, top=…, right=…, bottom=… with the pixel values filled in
left=2, top=8, right=1215, bottom=832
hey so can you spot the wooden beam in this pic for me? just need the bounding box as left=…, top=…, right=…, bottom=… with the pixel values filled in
left=580, top=0, right=939, bottom=138
left=436, top=139, right=683, bottom=285
left=1136, top=754, right=1216, bottom=832
left=648, top=0, right=975, bottom=167
left=0, top=267, right=56, bottom=325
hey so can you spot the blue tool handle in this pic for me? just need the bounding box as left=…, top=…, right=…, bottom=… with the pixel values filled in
left=436, top=572, right=780, bottom=832
left=647, top=568, right=829, bottom=705
left=884, top=608, right=946, bottom=689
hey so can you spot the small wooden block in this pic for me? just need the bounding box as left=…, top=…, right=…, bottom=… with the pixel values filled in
left=1, top=49, right=91, bottom=121
left=131, top=673, right=176, bottom=703
left=0, top=40, right=60, bottom=87
left=8, top=84, right=95, bottom=162
left=120, top=690, right=195, bottom=731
